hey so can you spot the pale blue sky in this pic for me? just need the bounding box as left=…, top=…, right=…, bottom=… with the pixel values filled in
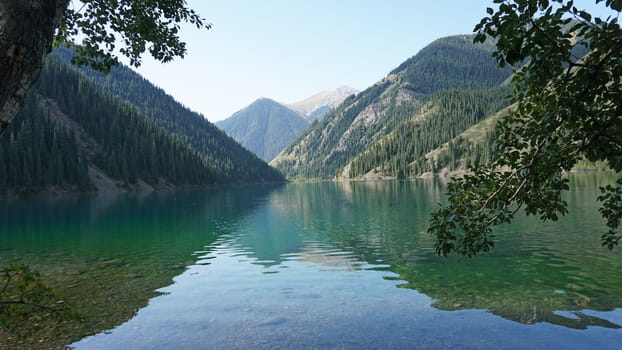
left=128, top=1, right=617, bottom=122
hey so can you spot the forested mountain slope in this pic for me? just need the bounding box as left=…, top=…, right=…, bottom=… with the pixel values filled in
left=0, top=51, right=283, bottom=194
left=216, top=98, right=309, bottom=162
left=346, top=88, right=510, bottom=178
left=52, top=49, right=283, bottom=183
left=271, top=35, right=512, bottom=179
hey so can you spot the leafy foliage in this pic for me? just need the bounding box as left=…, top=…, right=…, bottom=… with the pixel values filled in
left=54, top=0, right=211, bottom=72
left=429, top=0, right=622, bottom=256
left=599, top=178, right=622, bottom=248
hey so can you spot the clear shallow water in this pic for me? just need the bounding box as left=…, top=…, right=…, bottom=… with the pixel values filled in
left=2, top=175, right=622, bottom=349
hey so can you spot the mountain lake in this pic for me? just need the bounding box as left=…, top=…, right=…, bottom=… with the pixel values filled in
left=1, top=173, right=621, bottom=349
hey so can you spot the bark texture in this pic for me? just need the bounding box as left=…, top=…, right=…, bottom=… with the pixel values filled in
left=0, top=0, right=68, bottom=135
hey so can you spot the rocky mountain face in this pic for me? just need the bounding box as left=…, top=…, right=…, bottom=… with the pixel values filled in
left=286, top=86, right=359, bottom=121
left=271, top=35, right=512, bottom=180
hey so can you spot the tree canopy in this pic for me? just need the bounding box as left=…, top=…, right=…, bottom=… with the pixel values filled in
left=54, top=0, right=210, bottom=72
left=428, top=0, right=622, bottom=256
left=0, top=0, right=209, bottom=135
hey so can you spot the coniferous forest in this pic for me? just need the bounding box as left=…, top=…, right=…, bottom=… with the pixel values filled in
left=1, top=36, right=517, bottom=192
left=0, top=51, right=283, bottom=194
left=347, top=87, right=510, bottom=178
left=3, top=4, right=622, bottom=347
left=0, top=95, right=90, bottom=193
left=271, top=35, right=513, bottom=179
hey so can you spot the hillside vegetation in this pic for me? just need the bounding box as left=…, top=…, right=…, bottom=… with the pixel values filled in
left=271, top=35, right=512, bottom=180
left=216, top=98, right=309, bottom=162
left=0, top=51, right=283, bottom=194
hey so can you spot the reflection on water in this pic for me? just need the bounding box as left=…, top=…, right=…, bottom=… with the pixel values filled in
left=2, top=175, right=621, bottom=349
left=70, top=174, right=622, bottom=349
left=0, top=184, right=282, bottom=345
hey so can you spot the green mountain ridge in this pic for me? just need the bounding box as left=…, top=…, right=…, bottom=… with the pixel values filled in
left=54, top=49, right=283, bottom=183
left=347, top=88, right=510, bottom=179
left=0, top=51, right=283, bottom=194
left=271, top=35, right=513, bottom=179
left=216, top=98, right=309, bottom=162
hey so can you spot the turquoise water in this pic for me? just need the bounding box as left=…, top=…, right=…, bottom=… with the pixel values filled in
left=1, top=175, right=621, bottom=349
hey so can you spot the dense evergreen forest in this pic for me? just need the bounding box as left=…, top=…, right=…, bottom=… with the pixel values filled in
left=0, top=51, right=283, bottom=194
left=348, top=87, right=510, bottom=178
left=389, top=35, right=505, bottom=93
left=272, top=35, right=512, bottom=179
left=51, top=49, right=284, bottom=183
left=0, top=34, right=521, bottom=190
left=0, top=95, right=90, bottom=193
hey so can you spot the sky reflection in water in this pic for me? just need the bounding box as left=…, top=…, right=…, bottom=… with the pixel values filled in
left=5, top=176, right=620, bottom=349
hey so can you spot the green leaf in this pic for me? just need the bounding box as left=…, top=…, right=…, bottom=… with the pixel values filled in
left=578, top=10, right=592, bottom=22
left=607, top=0, right=622, bottom=11
left=429, top=0, right=622, bottom=256
left=539, top=0, right=550, bottom=11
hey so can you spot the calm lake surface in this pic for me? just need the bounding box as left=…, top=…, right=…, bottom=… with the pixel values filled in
left=2, top=174, right=622, bottom=349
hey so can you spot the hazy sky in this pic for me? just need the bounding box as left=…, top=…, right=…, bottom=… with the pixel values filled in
left=126, top=1, right=616, bottom=122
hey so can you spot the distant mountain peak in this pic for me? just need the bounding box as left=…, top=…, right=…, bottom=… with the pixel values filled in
left=286, top=86, right=359, bottom=121
left=216, top=98, right=309, bottom=162
left=335, top=85, right=358, bottom=94
left=245, top=97, right=280, bottom=109
left=255, top=97, right=277, bottom=103
left=271, top=34, right=513, bottom=180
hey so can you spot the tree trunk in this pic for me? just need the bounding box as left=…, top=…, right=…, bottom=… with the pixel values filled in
left=0, top=0, right=68, bottom=135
